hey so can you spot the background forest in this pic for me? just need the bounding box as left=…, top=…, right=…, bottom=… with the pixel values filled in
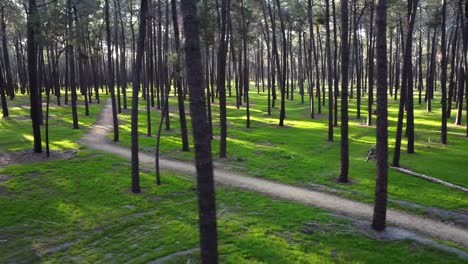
left=0, top=0, right=467, bottom=263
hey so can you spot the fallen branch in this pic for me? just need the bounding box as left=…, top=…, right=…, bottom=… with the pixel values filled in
left=390, top=166, right=468, bottom=193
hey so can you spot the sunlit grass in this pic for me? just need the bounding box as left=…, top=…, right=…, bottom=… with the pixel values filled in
left=115, top=84, right=468, bottom=211
left=0, top=152, right=465, bottom=263
left=0, top=93, right=105, bottom=152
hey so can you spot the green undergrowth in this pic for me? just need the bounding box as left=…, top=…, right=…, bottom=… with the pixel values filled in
left=0, top=151, right=465, bottom=263
left=0, top=93, right=105, bottom=152
left=114, top=86, right=468, bottom=211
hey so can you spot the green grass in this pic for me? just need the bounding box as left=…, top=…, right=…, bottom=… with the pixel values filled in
left=0, top=93, right=105, bottom=152
left=115, top=86, right=468, bottom=211
left=0, top=151, right=466, bottom=263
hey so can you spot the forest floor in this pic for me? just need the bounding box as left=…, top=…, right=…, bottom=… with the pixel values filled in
left=1, top=91, right=468, bottom=263
left=115, top=89, right=468, bottom=214
left=82, top=98, right=468, bottom=248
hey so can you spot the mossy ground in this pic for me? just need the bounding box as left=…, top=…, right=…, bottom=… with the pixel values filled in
left=1, top=90, right=467, bottom=263
left=115, top=86, right=468, bottom=211
left=1, top=151, right=465, bottom=263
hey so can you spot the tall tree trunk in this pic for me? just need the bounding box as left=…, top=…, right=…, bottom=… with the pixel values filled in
left=339, top=0, right=350, bottom=183
left=440, top=0, right=448, bottom=144
left=0, top=54, right=9, bottom=117
left=406, top=1, right=418, bottom=154
left=241, top=0, right=250, bottom=128
left=447, top=12, right=460, bottom=118
left=332, top=0, right=339, bottom=127
left=217, top=0, right=230, bottom=157
left=276, top=0, right=287, bottom=127
left=367, top=0, right=375, bottom=126
left=372, top=0, right=388, bottom=232
left=456, top=0, right=466, bottom=126
left=27, top=0, right=42, bottom=153
left=171, top=0, right=190, bottom=152
left=392, top=0, right=418, bottom=166
left=325, top=0, right=333, bottom=141
left=164, top=0, right=171, bottom=131
left=1, top=8, right=14, bottom=100
left=353, top=0, right=361, bottom=119
left=68, top=0, right=79, bottom=129
left=307, top=0, right=316, bottom=118
left=105, top=0, right=119, bottom=141
left=117, top=0, right=127, bottom=109
left=130, top=0, right=149, bottom=193
left=180, top=0, right=219, bottom=261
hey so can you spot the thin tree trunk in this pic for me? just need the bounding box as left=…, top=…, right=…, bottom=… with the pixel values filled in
left=171, top=0, right=190, bottom=151
left=325, top=0, right=333, bottom=141
left=440, top=0, right=448, bottom=144
left=105, top=0, right=118, bottom=140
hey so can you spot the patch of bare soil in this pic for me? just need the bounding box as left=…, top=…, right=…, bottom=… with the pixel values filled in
left=0, top=186, right=11, bottom=196
left=0, top=150, right=77, bottom=166
left=0, top=174, right=10, bottom=183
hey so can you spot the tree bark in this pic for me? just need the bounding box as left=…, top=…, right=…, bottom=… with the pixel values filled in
left=440, top=0, right=448, bottom=145
left=372, top=0, right=388, bottom=231
left=339, top=0, right=350, bottom=183
left=217, top=0, right=230, bottom=157
left=180, top=0, right=219, bottom=261
left=130, top=0, right=149, bottom=193
left=27, top=0, right=42, bottom=153
left=105, top=0, right=119, bottom=141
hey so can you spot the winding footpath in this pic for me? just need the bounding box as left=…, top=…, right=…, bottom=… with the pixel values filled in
left=80, top=100, right=468, bottom=248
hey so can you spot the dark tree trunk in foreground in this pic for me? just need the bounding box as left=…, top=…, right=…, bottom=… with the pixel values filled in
left=27, top=0, right=42, bottom=153
left=130, top=0, right=149, bottom=193
left=372, top=0, right=388, bottom=231
left=105, top=0, right=119, bottom=141
left=181, top=0, right=219, bottom=262
left=464, top=0, right=468, bottom=137
left=339, top=0, right=349, bottom=183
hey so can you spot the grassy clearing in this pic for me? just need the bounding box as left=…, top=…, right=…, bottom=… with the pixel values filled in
left=115, top=87, right=468, bottom=211
left=0, top=151, right=466, bottom=263
left=0, top=94, right=104, bottom=152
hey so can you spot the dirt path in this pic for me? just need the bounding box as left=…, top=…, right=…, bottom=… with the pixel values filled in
left=80, top=100, right=468, bottom=248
